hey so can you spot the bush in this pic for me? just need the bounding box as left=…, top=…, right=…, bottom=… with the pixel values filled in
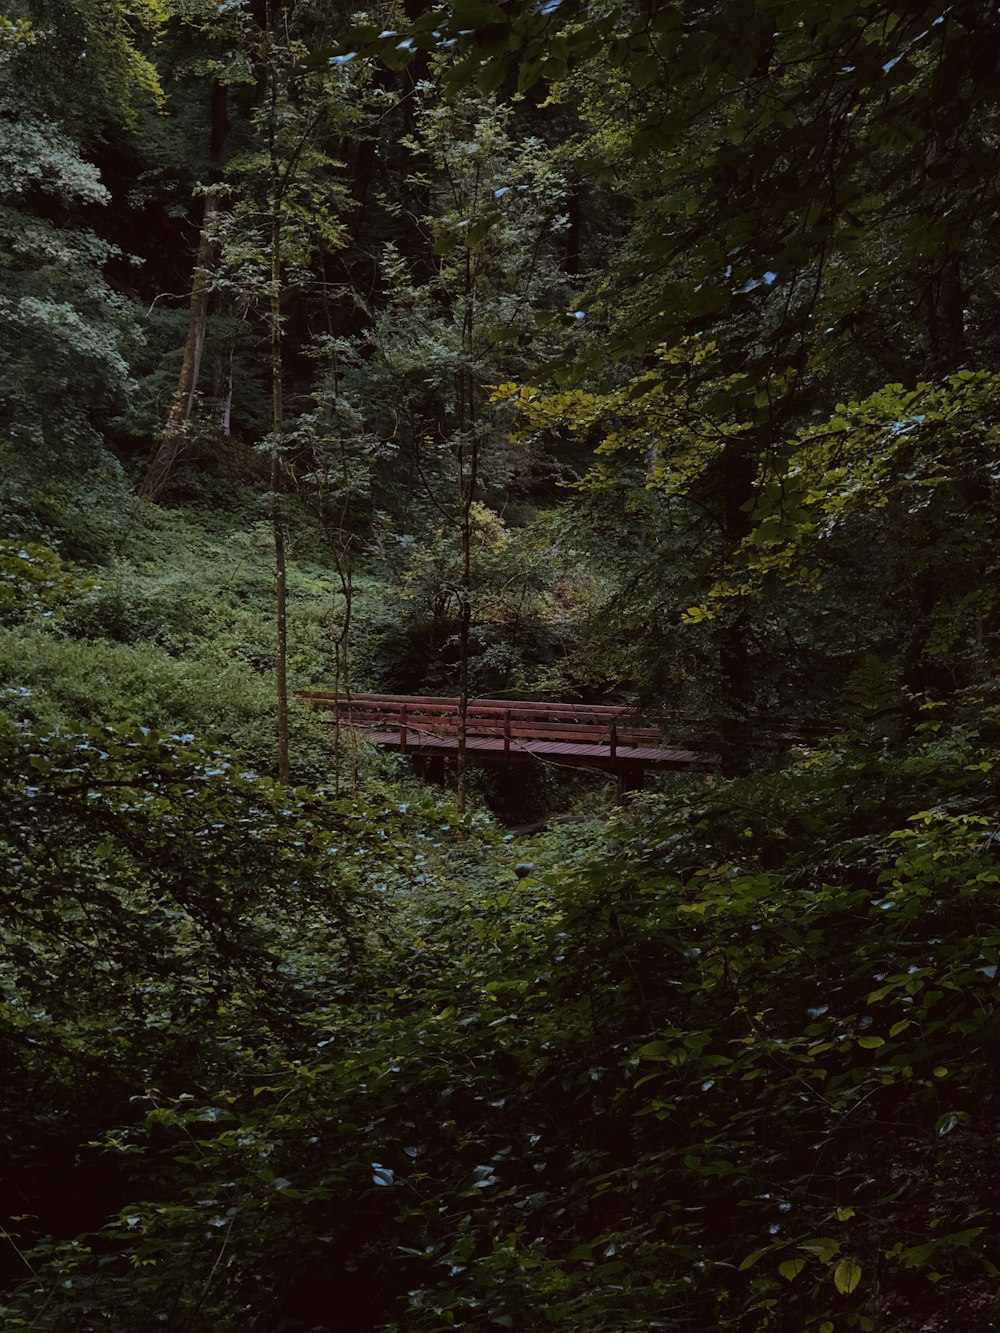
left=3, top=708, right=1000, bottom=1330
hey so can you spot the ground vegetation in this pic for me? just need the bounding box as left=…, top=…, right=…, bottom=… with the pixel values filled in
left=2, top=2, right=1000, bottom=1328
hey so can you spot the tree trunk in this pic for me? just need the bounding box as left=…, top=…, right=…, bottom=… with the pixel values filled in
left=719, top=442, right=754, bottom=776
left=924, top=251, right=964, bottom=380
left=268, top=35, right=291, bottom=786
left=455, top=241, right=479, bottom=815
left=139, top=193, right=217, bottom=502
left=273, top=456, right=291, bottom=785
left=210, top=289, right=235, bottom=436
left=456, top=488, right=472, bottom=814
left=139, top=79, right=229, bottom=503
left=922, top=135, right=965, bottom=381
left=564, top=183, right=582, bottom=277
left=905, top=131, right=981, bottom=691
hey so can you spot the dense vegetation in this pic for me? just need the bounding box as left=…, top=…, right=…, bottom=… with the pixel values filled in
left=2, top=1, right=1000, bottom=1328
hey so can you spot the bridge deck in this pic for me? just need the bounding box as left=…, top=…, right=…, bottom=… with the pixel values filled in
left=365, top=729, right=710, bottom=770
left=298, top=691, right=718, bottom=773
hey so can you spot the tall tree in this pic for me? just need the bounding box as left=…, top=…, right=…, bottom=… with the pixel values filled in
left=138, top=74, right=230, bottom=501
left=210, top=0, right=359, bottom=780
left=0, top=3, right=160, bottom=546
left=307, top=71, right=577, bottom=804
left=334, top=1, right=1000, bottom=719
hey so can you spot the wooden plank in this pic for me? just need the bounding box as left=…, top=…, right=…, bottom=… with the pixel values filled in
left=299, top=691, right=637, bottom=718
left=298, top=693, right=824, bottom=747
left=363, top=729, right=716, bottom=767
left=390, top=720, right=687, bottom=749
left=332, top=712, right=649, bottom=740
left=297, top=691, right=721, bottom=769
left=505, top=721, right=610, bottom=740
left=313, top=710, right=663, bottom=744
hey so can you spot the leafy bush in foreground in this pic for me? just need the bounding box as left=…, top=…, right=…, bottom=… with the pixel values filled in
left=3, top=702, right=1000, bottom=1330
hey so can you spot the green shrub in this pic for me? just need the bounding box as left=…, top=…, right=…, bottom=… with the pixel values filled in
left=0, top=437, right=133, bottom=560
left=4, top=716, right=1000, bottom=1330
left=0, top=626, right=340, bottom=782
left=0, top=540, right=91, bottom=625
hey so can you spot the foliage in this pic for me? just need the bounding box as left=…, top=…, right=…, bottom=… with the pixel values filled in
left=0, top=715, right=387, bottom=1051
left=0, top=435, right=134, bottom=560
left=0, top=28, right=145, bottom=525
left=499, top=356, right=1000, bottom=688
left=0, top=111, right=142, bottom=454
left=4, top=4, right=1000, bottom=1329
left=326, top=1, right=1000, bottom=374
left=3, top=706, right=1000, bottom=1330
left=372, top=502, right=559, bottom=696
left=0, top=495, right=373, bottom=782
left=303, top=67, right=578, bottom=524
left=0, top=541, right=92, bottom=625
left=2, top=0, right=164, bottom=134
left=685, top=370, right=1000, bottom=640
left=0, top=713, right=429, bottom=1324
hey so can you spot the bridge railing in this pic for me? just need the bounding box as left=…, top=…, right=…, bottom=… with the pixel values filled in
left=296, top=692, right=665, bottom=757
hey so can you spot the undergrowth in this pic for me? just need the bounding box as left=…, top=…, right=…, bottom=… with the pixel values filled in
left=0, top=495, right=386, bottom=784
left=4, top=483, right=1000, bottom=1330
left=1, top=696, right=999, bottom=1330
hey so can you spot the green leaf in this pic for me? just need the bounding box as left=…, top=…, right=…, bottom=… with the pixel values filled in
left=833, top=1257, right=862, bottom=1295
left=476, top=53, right=509, bottom=93
left=630, top=55, right=661, bottom=89
left=465, top=217, right=493, bottom=248
left=738, top=1245, right=771, bottom=1271
left=799, top=1237, right=840, bottom=1262
left=450, top=0, right=506, bottom=24
left=779, top=1258, right=806, bottom=1281
left=432, top=231, right=459, bottom=257
left=635, top=1040, right=673, bottom=1060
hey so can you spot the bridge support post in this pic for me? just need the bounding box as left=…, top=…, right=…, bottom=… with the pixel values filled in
left=413, top=754, right=446, bottom=786
left=616, top=765, right=644, bottom=802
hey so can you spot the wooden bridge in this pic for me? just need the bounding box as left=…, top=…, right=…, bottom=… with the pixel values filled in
left=297, top=692, right=717, bottom=794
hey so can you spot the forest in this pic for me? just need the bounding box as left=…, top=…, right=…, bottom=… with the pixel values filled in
left=2, top=0, right=1000, bottom=1328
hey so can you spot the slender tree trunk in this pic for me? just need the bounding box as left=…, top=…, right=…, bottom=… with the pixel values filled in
left=331, top=564, right=355, bottom=798
left=211, top=290, right=235, bottom=436
left=924, top=252, right=964, bottom=379
left=267, top=22, right=291, bottom=785
left=906, top=131, right=981, bottom=690
left=923, top=135, right=965, bottom=381
left=564, top=183, right=582, bottom=277
left=457, top=457, right=472, bottom=813
left=719, top=442, right=754, bottom=776
left=139, top=194, right=217, bottom=501
left=140, top=79, right=228, bottom=502
left=455, top=243, right=479, bottom=815
left=920, top=136, right=984, bottom=506
left=308, top=311, right=358, bottom=798
left=273, top=452, right=291, bottom=785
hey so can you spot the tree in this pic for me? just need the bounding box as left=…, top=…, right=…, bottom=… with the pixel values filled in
left=209, top=0, right=359, bottom=781
left=137, top=73, right=231, bottom=503
left=0, top=13, right=154, bottom=550
left=306, top=68, right=577, bottom=805
left=323, top=1, right=1000, bottom=737
left=2, top=0, right=164, bottom=135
